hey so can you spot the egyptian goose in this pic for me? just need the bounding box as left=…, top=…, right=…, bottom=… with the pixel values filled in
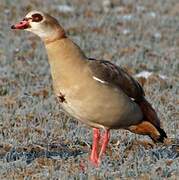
left=11, top=11, right=167, bottom=166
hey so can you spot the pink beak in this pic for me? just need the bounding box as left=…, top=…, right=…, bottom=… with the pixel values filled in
left=11, top=19, right=30, bottom=30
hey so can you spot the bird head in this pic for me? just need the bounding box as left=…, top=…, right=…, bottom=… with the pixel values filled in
left=11, top=11, right=66, bottom=42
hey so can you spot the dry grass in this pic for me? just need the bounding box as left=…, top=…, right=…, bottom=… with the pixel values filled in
left=0, top=0, right=178, bottom=179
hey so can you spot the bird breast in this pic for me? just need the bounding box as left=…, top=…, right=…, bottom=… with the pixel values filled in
left=54, top=74, right=143, bottom=129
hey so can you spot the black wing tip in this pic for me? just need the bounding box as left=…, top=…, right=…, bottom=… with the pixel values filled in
left=151, top=127, right=167, bottom=143
left=157, top=128, right=167, bottom=143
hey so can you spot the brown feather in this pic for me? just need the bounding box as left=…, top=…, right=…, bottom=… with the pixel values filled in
left=135, top=97, right=160, bottom=128
left=134, top=97, right=167, bottom=142
left=88, top=59, right=144, bottom=101
left=87, top=58, right=167, bottom=142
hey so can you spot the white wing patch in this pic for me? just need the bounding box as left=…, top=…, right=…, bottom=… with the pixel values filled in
left=93, top=76, right=107, bottom=84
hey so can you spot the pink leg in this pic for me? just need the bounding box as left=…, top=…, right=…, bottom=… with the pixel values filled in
left=90, top=128, right=100, bottom=166
left=98, top=129, right=110, bottom=163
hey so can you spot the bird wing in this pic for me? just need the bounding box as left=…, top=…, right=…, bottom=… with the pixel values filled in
left=88, top=58, right=145, bottom=101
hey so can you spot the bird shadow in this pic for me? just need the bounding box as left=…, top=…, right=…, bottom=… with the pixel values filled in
left=1, top=138, right=178, bottom=166
left=1, top=142, right=86, bottom=164
left=121, top=138, right=179, bottom=162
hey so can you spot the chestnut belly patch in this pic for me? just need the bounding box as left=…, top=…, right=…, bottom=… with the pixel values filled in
left=57, top=92, right=67, bottom=103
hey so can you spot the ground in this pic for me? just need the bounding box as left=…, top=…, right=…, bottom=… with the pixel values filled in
left=0, top=0, right=179, bottom=179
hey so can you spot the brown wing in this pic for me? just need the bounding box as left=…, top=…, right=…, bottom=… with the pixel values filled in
left=88, top=58, right=145, bottom=101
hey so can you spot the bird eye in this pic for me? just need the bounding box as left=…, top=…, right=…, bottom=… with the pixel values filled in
left=23, top=17, right=28, bottom=21
left=32, top=13, right=43, bottom=22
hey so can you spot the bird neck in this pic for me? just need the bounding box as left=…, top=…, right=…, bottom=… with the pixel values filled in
left=43, top=28, right=66, bottom=44
left=45, top=38, right=87, bottom=82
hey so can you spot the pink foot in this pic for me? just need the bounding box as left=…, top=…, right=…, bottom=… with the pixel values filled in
left=89, top=129, right=110, bottom=167
left=89, top=128, right=100, bottom=166
left=99, top=129, right=110, bottom=158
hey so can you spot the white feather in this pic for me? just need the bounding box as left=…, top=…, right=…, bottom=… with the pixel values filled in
left=93, top=76, right=107, bottom=84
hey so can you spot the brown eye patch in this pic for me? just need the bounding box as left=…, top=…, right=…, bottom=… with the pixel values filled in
left=32, top=13, right=43, bottom=22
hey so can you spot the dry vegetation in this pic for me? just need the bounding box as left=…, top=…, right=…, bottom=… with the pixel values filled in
left=0, top=0, right=178, bottom=179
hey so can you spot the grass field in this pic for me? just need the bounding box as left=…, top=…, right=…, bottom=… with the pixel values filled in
left=0, top=0, right=179, bottom=179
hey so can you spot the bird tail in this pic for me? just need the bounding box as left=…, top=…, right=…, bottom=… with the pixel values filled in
left=129, top=97, right=167, bottom=143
